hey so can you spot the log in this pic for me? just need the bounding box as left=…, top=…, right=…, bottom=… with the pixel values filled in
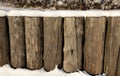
left=63, top=17, right=83, bottom=72
left=0, top=17, right=9, bottom=66
left=116, top=49, right=120, bottom=76
left=84, top=17, right=106, bottom=75
left=8, top=16, right=26, bottom=68
left=43, top=17, right=63, bottom=71
left=25, top=17, right=43, bottom=69
left=104, top=17, right=120, bottom=76
left=75, top=17, right=84, bottom=69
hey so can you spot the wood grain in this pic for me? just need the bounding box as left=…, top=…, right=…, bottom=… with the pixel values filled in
left=84, top=17, right=106, bottom=75
left=43, top=17, right=63, bottom=71
left=8, top=16, right=26, bottom=68
left=25, top=17, right=43, bottom=69
left=63, top=17, right=83, bottom=72
left=0, top=17, right=9, bottom=66
left=104, top=17, right=120, bottom=76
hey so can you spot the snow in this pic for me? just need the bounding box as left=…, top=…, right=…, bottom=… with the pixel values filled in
left=0, top=7, right=120, bottom=17
left=0, top=64, right=90, bottom=76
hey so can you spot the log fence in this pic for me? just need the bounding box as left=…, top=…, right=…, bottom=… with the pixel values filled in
left=0, top=16, right=120, bottom=76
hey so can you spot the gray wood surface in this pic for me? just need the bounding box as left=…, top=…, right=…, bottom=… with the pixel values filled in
left=25, top=17, right=43, bottom=69
left=84, top=17, right=106, bottom=75
left=104, top=17, right=120, bottom=76
left=63, top=17, right=83, bottom=72
left=8, top=16, right=26, bottom=68
left=43, top=17, right=63, bottom=71
left=0, top=17, right=9, bottom=66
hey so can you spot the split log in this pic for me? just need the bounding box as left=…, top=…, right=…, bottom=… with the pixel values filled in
left=0, top=17, right=9, bottom=66
left=63, top=17, right=83, bottom=72
left=104, top=17, right=120, bottom=76
left=84, top=17, right=106, bottom=75
left=43, top=17, right=63, bottom=71
left=8, top=16, right=26, bottom=68
left=25, top=17, right=43, bottom=69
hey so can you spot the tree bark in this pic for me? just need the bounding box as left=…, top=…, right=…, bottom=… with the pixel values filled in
left=0, top=17, right=9, bottom=66
left=84, top=17, right=106, bottom=75
left=8, top=16, right=26, bottom=68
left=43, top=17, right=63, bottom=71
left=104, top=17, right=120, bottom=76
left=25, top=17, right=43, bottom=70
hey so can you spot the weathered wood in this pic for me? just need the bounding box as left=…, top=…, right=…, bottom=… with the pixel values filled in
left=63, top=17, right=83, bottom=72
left=25, top=17, right=43, bottom=69
left=0, top=17, right=9, bottom=66
left=116, top=49, right=120, bottom=76
left=8, top=16, right=26, bottom=68
left=104, top=17, right=120, bottom=76
left=43, top=17, right=63, bottom=71
left=84, top=17, right=106, bottom=75
left=75, top=17, right=84, bottom=69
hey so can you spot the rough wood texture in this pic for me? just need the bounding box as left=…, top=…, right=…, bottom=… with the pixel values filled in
left=8, top=16, right=26, bottom=68
left=25, top=17, right=43, bottom=69
left=75, top=17, right=84, bottom=69
left=43, top=17, right=63, bottom=71
left=116, top=49, right=120, bottom=76
left=84, top=17, right=106, bottom=75
left=0, top=17, right=9, bottom=66
left=104, top=17, right=120, bottom=76
left=63, top=17, right=83, bottom=72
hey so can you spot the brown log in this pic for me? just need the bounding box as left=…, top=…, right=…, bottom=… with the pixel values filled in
left=43, top=17, right=63, bottom=71
left=75, top=17, right=84, bottom=69
left=8, top=16, right=26, bottom=68
left=0, top=17, right=9, bottom=66
left=63, top=17, right=83, bottom=72
left=84, top=17, right=106, bottom=75
left=104, top=17, right=120, bottom=76
left=116, top=49, right=120, bottom=76
left=25, top=17, right=43, bottom=69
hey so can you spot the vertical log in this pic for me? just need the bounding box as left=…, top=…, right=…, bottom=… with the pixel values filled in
left=8, top=16, right=25, bottom=68
left=84, top=17, right=106, bottom=75
left=116, top=49, right=120, bottom=76
left=0, top=17, right=9, bottom=66
left=63, top=17, right=83, bottom=72
left=25, top=17, right=43, bottom=69
left=75, top=17, right=84, bottom=69
left=104, top=17, right=120, bottom=76
left=43, top=17, right=63, bottom=71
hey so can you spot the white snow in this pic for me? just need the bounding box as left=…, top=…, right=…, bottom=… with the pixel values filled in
left=0, top=7, right=120, bottom=17
left=0, top=64, right=91, bottom=76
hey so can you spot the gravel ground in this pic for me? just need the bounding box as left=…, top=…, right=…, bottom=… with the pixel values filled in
left=0, top=0, right=120, bottom=10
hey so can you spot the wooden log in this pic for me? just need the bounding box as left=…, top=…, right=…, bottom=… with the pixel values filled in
left=84, top=17, right=106, bottom=75
left=25, top=17, right=43, bottom=69
left=104, top=17, right=120, bottom=76
left=0, top=17, right=9, bottom=66
left=63, top=17, right=83, bottom=72
left=75, top=17, right=84, bottom=69
left=8, top=16, right=26, bottom=68
left=116, top=49, right=120, bottom=76
left=43, top=17, right=63, bottom=71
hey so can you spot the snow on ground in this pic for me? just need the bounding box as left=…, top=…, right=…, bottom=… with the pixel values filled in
left=0, top=7, right=120, bottom=17
left=0, top=64, right=106, bottom=76
left=0, top=64, right=89, bottom=76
